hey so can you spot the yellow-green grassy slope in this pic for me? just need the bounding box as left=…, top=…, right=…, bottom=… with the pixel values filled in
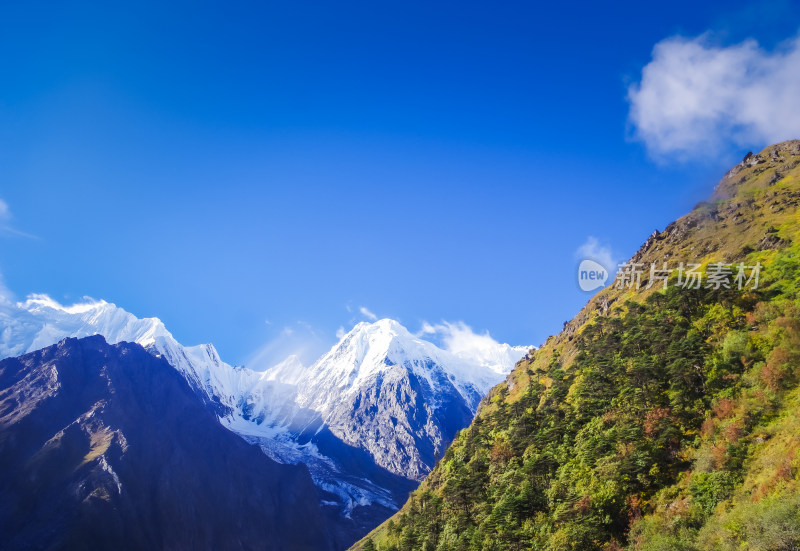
left=354, top=140, right=800, bottom=551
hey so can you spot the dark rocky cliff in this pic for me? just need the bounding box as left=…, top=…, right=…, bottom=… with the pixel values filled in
left=0, top=335, right=333, bottom=551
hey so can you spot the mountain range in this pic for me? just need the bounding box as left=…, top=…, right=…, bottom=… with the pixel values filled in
left=0, top=292, right=528, bottom=548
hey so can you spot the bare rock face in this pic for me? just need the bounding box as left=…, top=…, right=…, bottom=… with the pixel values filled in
left=0, top=336, right=333, bottom=551
left=324, top=362, right=476, bottom=481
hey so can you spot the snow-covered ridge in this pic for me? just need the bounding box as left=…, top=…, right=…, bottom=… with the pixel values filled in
left=2, top=294, right=170, bottom=356
left=0, top=294, right=260, bottom=413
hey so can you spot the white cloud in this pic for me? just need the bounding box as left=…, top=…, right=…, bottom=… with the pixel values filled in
left=0, top=199, right=10, bottom=221
left=336, top=326, right=346, bottom=339
left=419, top=321, right=436, bottom=335
left=628, top=33, right=800, bottom=159
left=417, top=321, right=531, bottom=374
left=359, top=306, right=377, bottom=321
left=576, top=236, right=616, bottom=271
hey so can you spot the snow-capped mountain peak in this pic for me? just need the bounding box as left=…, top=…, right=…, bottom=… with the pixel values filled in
left=291, top=318, right=527, bottom=418
left=305, top=318, right=419, bottom=386
left=272, top=317, right=530, bottom=480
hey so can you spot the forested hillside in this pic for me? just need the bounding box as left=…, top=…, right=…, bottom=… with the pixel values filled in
left=354, top=140, right=800, bottom=550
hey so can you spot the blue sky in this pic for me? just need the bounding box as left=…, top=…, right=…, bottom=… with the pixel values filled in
left=2, top=1, right=800, bottom=366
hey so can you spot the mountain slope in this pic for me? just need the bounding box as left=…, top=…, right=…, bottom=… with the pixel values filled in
left=0, top=335, right=331, bottom=551
left=355, top=140, right=800, bottom=550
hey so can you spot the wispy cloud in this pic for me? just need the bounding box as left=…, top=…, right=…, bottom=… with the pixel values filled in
left=0, top=269, right=15, bottom=305
left=359, top=306, right=377, bottom=321
left=0, top=198, right=38, bottom=239
left=576, top=236, right=617, bottom=271
left=245, top=321, right=328, bottom=372
left=418, top=320, right=531, bottom=373
left=628, top=33, right=800, bottom=160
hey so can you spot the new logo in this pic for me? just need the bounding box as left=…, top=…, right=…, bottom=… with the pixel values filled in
left=578, top=259, right=608, bottom=292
